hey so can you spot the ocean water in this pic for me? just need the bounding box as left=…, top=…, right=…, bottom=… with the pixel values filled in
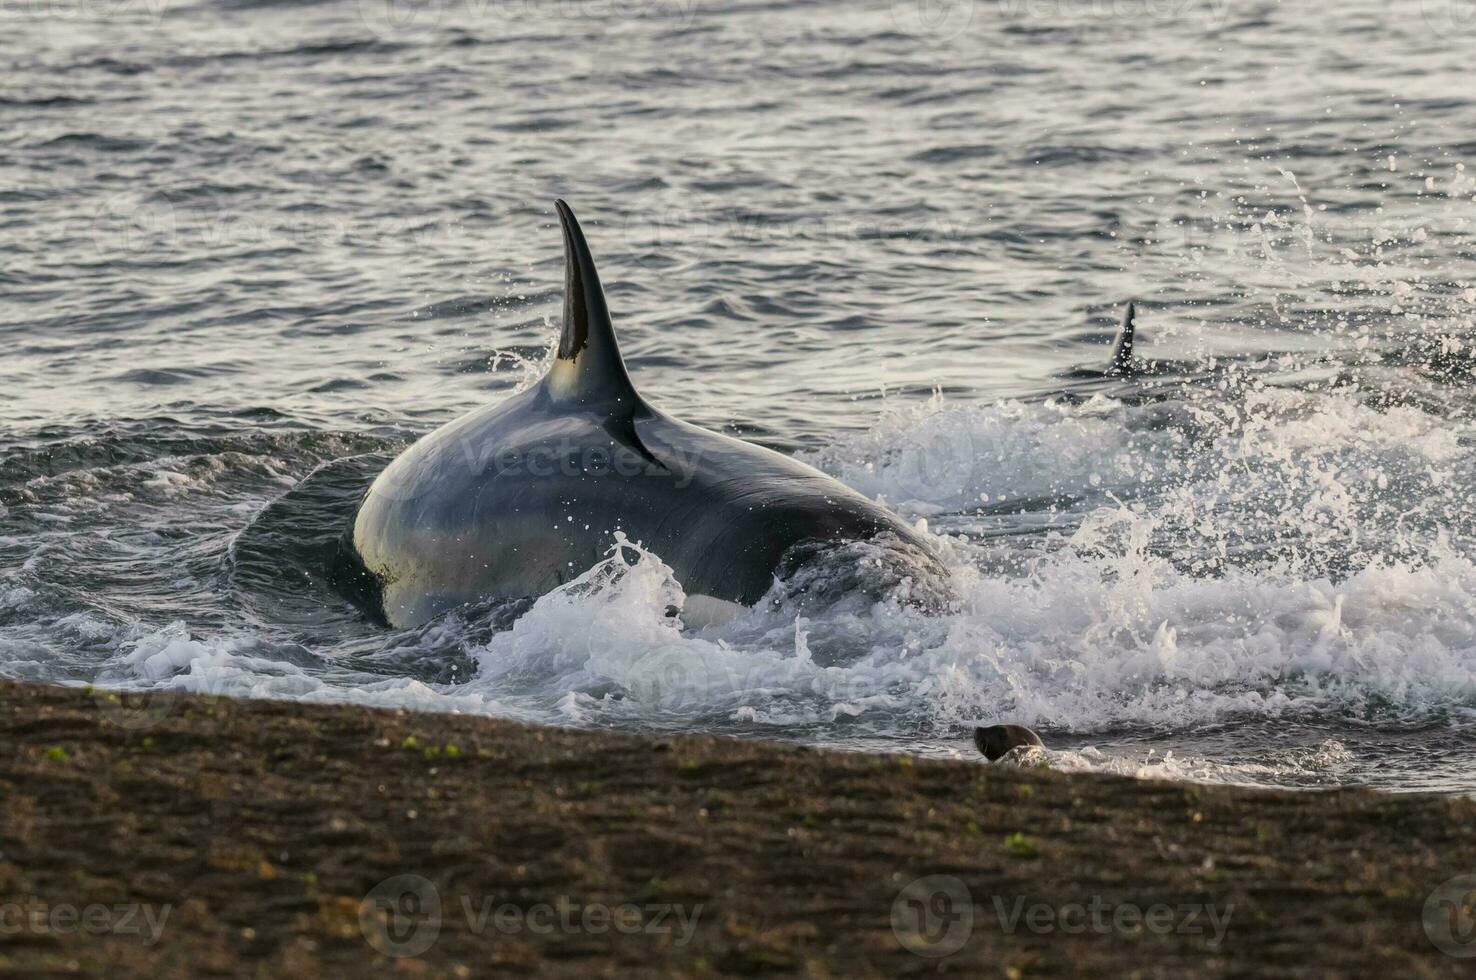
left=4, top=0, right=1476, bottom=792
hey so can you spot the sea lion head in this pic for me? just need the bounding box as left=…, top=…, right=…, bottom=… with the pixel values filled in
left=973, top=724, right=1045, bottom=762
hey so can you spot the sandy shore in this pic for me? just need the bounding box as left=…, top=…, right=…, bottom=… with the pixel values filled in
left=1, top=680, right=1472, bottom=977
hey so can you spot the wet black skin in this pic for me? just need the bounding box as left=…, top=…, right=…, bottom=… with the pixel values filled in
left=1060, top=301, right=1140, bottom=380
left=346, top=200, right=944, bottom=628
left=973, top=724, right=1045, bottom=761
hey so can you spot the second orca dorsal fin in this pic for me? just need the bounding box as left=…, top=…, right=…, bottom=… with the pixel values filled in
left=1107, top=300, right=1135, bottom=374
left=543, top=200, right=641, bottom=406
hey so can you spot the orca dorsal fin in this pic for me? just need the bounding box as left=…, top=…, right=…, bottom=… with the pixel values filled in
left=1107, top=300, right=1135, bottom=374
left=544, top=200, right=640, bottom=406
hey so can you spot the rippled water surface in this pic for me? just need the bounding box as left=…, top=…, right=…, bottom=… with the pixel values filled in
left=4, top=0, right=1476, bottom=791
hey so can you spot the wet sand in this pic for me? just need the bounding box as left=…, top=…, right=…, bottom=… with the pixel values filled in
left=1, top=679, right=1472, bottom=977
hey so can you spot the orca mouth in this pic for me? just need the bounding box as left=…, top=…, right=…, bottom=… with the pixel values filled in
left=325, top=531, right=390, bottom=628
left=223, top=451, right=397, bottom=630
left=772, top=532, right=955, bottom=616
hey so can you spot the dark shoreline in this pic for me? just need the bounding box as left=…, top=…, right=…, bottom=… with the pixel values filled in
left=1, top=680, right=1473, bottom=976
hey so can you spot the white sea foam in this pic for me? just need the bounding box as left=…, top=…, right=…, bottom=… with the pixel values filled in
left=57, top=380, right=1476, bottom=792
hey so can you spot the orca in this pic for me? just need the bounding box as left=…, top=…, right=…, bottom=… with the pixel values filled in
left=1106, top=300, right=1136, bottom=375
left=340, top=200, right=950, bottom=629
left=1059, top=301, right=1143, bottom=381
